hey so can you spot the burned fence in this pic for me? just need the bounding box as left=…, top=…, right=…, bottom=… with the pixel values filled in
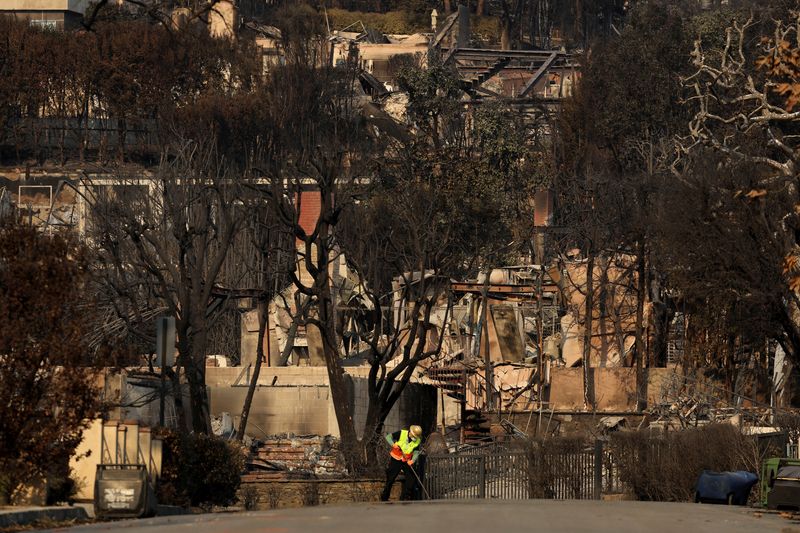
left=424, top=440, right=622, bottom=500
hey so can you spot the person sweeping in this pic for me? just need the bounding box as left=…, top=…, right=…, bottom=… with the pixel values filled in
left=380, top=424, right=423, bottom=501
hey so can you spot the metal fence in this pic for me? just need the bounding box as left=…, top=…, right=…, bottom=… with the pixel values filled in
left=529, top=448, right=596, bottom=499
left=425, top=451, right=529, bottom=499
left=425, top=441, right=624, bottom=501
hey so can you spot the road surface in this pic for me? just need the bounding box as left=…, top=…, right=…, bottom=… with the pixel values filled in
left=46, top=500, right=795, bottom=533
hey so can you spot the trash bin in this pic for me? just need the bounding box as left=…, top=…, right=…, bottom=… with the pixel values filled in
left=94, top=464, right=157, bottom=519
left=762, top=458, right=800, bottom=507
left=695, top=470, right=758, bottom=505
left=767, top=466, right=800, bottom=510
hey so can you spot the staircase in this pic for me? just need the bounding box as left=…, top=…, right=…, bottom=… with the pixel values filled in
left=427, top=365, right=498, bottom=445
left=427, top=364, right=469, bottom=402
left=461, top=57, right=511, bottom=95
left=462, top=409, right=492, bottom=444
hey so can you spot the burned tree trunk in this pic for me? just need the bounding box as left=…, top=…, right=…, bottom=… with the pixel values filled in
left=650, top=269, right=670, bottom=368
left=184, top=315, right=212, bottom=435
left=501, top=21, right=512, bottom=50
left=236, top=299, right=267, bottom=441
left=311, top=197, right=361, bottom=468
left=634, top=241, right=647, bottom=411
left=318, top=281, right=360, bottom=467
left=583, top=247, right=595, bottom=409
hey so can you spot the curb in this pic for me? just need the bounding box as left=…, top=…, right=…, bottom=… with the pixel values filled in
left=0, top=506, right=89, bottom=528
left=156, top=505, right=192, bottom=516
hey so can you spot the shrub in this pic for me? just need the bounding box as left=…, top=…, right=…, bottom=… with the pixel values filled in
left=157, top=431, right=245, bottom=510
left=0, top=221, right=104, bottom=504
left=302, top=481, right=320, bottom=506
left=609, top=424, right=765, bottom=502
left=265, top=485, right=282, bottom=509
left=327, top=9, right=425, bottom=35
left=526, top=437, right=590, bottom=499
left=45, top=463, right=78, bottom=506
left=241, top=485, right=259, bottom=511
left=470, top=16, right=500, bottom=45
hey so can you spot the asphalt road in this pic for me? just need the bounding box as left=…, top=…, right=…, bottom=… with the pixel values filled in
left=46, top=500, right=795, bottom=533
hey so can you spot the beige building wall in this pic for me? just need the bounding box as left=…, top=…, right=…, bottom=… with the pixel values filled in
left=69, top=419, right=103, bottom=501
left=561, top=256, right=645, bottom=367
left=1, top=0, right=89, bottom=30
left=208, top=0, right=237, bottom=40
left=1, top=1, right=88, bottom=10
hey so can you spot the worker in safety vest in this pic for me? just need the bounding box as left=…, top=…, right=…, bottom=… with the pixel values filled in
left=380, top=425, right=423, bottom=501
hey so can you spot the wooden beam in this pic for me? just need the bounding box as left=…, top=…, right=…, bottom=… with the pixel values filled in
left=451, top=282, right=559, bottom=294
left=431, top=11, right=459, bottom=48
left=473, top=85, right=502, bottom=98
left=450, top=48, right=567, bottom=60
left=519, top=52, right=558, bottom=97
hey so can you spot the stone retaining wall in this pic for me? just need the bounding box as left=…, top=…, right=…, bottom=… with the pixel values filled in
left=237, top=479, right=401, bottom=510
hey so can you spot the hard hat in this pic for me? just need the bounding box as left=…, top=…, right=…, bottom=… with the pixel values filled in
left=409, top=425, right=422, bottom=438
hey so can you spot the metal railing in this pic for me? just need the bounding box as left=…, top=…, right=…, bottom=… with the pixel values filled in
left=425, top=451, right=529, bottom=499
left=425, top=440, right=624, bottom=501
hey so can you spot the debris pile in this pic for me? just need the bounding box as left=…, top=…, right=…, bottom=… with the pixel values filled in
left=243, top=435, right=345, bottom=481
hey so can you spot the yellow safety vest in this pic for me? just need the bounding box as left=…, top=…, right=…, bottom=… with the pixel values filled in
left=390, top=429, right=421, bottom=462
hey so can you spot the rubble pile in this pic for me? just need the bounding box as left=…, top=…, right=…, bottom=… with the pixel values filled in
left=243, top=435, right=345, bottom=481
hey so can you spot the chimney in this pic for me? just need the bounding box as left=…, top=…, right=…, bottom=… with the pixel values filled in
left=457, top=5, right=470, bottom=48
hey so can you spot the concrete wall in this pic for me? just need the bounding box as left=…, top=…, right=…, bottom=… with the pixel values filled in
left=207, top=367, right=438, bottom=439
left=547, top=367, right=677, bottom=412
left=210, top=385, right=335, bottom=437
left=206, top=366, right=332, bottom=387
left=351, top=379, right=438, bottom=438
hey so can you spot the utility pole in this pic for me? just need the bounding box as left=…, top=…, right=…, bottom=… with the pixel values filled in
left=159, top=334, right=166, bottom=427
left=156, top=316, right=175, bottom=427
left=537, top=264, right=544, bottom=409
left=481, top=271, right=493, bottom=411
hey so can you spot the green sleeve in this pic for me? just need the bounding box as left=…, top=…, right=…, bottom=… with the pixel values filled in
left=385, top=433, right=395, bottom=446
left=412, top=450, right=420, bottom=462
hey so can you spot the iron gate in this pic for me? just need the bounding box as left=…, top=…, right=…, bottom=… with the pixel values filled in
left=424, top=441, right=622, bottom=500
left=425, top=451, right=529, bottom=499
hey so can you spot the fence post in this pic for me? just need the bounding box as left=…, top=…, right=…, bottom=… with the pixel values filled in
left=593, top=440, right=603, bottom=500
left=478, top=455, right=486, bottom=498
